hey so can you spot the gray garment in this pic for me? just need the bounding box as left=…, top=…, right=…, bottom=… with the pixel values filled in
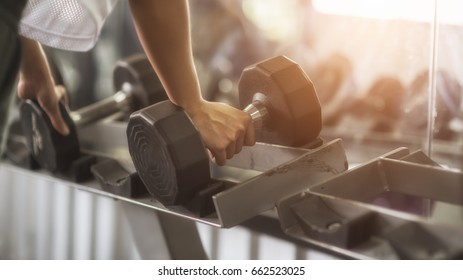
left=0, top=23, right=21, bottom=155
left=0, top=0, right=27, bottom=155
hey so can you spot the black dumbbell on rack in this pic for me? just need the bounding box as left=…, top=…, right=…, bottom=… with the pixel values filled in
left=126, top=55, right=322, bottom=209
left=20, top=54, right=166, bottom=173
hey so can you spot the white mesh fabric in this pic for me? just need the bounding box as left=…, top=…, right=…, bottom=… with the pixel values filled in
left=19, top=0, right=119, bottom=51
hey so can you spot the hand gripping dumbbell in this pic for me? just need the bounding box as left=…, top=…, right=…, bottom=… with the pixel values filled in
left=126, top=55, right=321, bottom=206
left=20, top=54, right=166, bottom=172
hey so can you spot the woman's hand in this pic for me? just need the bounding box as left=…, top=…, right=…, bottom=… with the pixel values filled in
left=185, top=100, right=255, bottom=166
left=18, top=37, right=69, bottom=135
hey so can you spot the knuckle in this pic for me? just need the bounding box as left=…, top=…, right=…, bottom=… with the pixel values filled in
left=17, top=88, right=33, bottom=100
left=235, top=123, right=246, bottom=134
left=211, top=141, right=227, bottom=152
left=225, top=131, right=236, bottom=142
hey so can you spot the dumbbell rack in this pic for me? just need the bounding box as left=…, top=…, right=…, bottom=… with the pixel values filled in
left=278, top=148, right=463, bottom=259
left=3, top=120, right=463, bottom=259
left=70, top=121, right=463, bottom=259
left=76, top=121, right=348, bottom=228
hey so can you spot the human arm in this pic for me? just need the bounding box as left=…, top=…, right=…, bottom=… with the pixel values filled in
left=17, top=36, right=69, bottom=135
left=128, top=0, right=255, bottom=165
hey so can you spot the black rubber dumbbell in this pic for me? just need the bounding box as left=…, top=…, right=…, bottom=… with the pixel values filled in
left=127, top=55, right=322, bottom=206
left=20, top=54, right=166, bottom=173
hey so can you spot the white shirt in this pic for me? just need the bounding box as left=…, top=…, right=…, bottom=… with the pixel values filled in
left=19, top=0, right=119, bottom=51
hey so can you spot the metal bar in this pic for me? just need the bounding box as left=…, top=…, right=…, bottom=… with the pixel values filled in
left=224, top=142, right=315, bottom=172
left=70, top=91, right=132, bottom=127
left=213, top=139, right=347, bottom=228
left=305, top=148, right=412, bottom=204
left=426, top=0, right=440, bottom=157
left=157, top=211, right=209, bottom=260
left=381, top=158, right=463, bottom=206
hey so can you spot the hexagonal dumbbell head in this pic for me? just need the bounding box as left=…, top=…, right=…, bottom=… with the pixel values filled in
left=20, top=100, right=80, bottom=172
left=113, top=53, right=167, bottom=111
left=239, top=55, right=322, bottom=147
left=127, top=100, right=210, bottom=205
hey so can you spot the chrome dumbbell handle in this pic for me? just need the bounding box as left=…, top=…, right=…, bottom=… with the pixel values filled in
left=243, top=95, right=269, bottom=129
left=70, top=83, right=134, bottom=127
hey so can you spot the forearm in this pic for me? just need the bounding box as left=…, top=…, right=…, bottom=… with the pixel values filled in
left=129, top=0, right=202, bottom=110
left=19, top=36, right=54, bottom=87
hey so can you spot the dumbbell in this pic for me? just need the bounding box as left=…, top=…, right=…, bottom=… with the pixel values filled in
left=403, top=70, right=461, bottom=140
left=310, top=54, right=357, bottom=127
left=362, top=77, right=405, bottom=132
left=20, top=54, right=166, bottom=172
left=311, top=53, right=353, bottom=105
left=127, top=55, right=321, bottom=205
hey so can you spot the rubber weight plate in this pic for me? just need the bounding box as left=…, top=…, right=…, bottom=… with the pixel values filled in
left=20, top=100, right=79, bottom=172
left=113, top=54, right=166, bottom=110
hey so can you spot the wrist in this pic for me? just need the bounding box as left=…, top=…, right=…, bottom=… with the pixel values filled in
left=17, top=73, right=54, bottom=101
left=183, top=99, right=215, bottom=124
left=181, top=97, right=204, bottom=111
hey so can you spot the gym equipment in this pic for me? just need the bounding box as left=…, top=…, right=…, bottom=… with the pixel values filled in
left=334, top=76, right=405, bottom=133
left=311, top=53, right=353, bottom=105
left=363, top=76, right=405, bottom=132
left=403, top=70, right=461, bottom=140
left=127, top=55, right=321, bottom=206
left=20, top=54, right=166, bottom=172
left=278, top=148, right=463, bottom=259
left=310, top=53, right=357, bottom=127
